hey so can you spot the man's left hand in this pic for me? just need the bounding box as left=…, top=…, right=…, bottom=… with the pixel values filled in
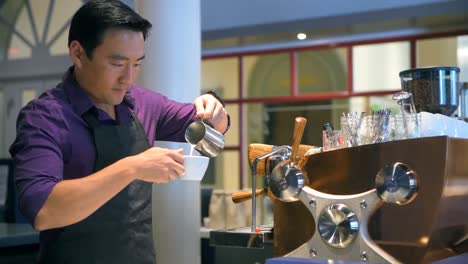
left=193, top=94, right=229, bottom=134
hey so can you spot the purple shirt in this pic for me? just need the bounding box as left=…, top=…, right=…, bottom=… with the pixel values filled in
left=9, top=67, right=197, bottom=225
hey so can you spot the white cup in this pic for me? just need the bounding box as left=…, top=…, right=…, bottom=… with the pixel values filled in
left=153, top=141, right=199, bottom=155
left=178, top=155, right=209, bottom=181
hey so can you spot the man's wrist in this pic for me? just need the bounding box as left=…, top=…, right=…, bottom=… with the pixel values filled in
left=205, top=90, right=230, bottom=134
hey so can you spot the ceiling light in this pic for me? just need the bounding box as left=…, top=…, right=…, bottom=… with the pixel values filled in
left=297, top=33, right=307, bottom=40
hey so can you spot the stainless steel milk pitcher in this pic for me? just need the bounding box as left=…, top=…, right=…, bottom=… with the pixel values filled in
left=185, top=119, right=225, bottom=157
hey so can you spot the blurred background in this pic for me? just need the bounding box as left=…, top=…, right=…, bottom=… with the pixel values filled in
left=0, top=0, right=467, bottom=227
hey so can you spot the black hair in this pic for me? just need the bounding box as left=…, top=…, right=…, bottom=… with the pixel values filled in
left=68, top=0, right=152, bottom=59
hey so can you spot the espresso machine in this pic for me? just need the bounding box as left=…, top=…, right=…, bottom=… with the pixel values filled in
left=211, top=136, right=468, bottom=263
left=210, top=67, right=468, bottom=263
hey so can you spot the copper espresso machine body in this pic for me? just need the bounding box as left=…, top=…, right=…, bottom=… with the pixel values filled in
left=272, top=136, right=468, bottom=263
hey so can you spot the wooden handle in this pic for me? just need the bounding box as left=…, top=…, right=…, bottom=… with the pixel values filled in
left=291, top=117, right=307, bottom=164
left=231, top=189, right=266, bottom=204
left=248, top=143, right=314, bottom=177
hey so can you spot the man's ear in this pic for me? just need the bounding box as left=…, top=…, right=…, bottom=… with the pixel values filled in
left=69, top=40, right=85, bottom=68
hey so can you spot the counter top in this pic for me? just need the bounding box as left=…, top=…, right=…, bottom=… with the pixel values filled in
left=200, top=226, right=213, bottom=239
left=0, top=223, right=39, bottom=248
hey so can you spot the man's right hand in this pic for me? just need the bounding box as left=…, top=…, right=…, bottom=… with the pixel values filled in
left=126, top=147, right=185, bottom=183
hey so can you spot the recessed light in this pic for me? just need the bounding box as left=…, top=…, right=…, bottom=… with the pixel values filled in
left=297, top=33, right=307, bottom=40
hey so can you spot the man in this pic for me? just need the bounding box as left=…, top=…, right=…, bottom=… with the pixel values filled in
left=9, top=1, right=229, bottom=263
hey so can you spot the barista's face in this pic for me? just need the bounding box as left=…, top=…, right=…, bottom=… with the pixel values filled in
left=71, top=29, right=145, bottom=111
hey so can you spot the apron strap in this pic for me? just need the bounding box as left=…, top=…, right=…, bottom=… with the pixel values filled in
left=130, top=111, right=151, bottom=148
left=81, top=108, right=100, bottom=129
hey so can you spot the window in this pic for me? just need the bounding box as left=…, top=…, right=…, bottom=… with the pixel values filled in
left=202, top=32, right=468, bottom=191
left=0, top=0, right=83, bottom=60
left=244, top=53, right=291, bottom=98
left=416, top=37, right=458, bottom=67
left=353, top=41, right=410, bottom=91
left=298, top=48, right=348, bottom=94
left=202, top=57, right=239, bottom=100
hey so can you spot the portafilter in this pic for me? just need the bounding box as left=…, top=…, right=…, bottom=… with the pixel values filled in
left=269, top=117, right=308, bottom=202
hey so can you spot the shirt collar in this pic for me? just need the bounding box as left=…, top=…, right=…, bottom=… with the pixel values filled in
left=61, top=66, right=136, bottom=117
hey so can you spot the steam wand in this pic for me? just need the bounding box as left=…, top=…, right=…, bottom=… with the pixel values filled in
left=250, top=145, right=291, bottom=232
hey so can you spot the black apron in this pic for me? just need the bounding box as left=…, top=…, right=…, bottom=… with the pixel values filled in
left=41, top=110, right=155, bottom=264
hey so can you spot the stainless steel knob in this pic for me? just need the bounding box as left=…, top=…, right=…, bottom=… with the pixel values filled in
left=318, top=203, right=359, bottom=248
left=268, top=163, right=305, bottom=202
left=375, top=162, right=418, bottom=205
left=267, top=152, right=288, bottom=176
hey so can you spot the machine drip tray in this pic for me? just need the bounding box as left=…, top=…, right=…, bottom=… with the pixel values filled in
left=209, top=225, right=273, bottom=249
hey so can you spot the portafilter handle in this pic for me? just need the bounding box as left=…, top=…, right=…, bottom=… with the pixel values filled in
left=231, top=152, right=288, bottom=204
left=268, top=117, right=308, bottom=202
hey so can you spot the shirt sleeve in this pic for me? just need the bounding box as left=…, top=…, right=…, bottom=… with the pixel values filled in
left=9, top=101, right=67, bottom=224
left=153, top=94, right=197, bottom=142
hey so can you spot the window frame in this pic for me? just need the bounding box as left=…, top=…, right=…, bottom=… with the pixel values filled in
left=202, top=29, right=468, bottom=189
